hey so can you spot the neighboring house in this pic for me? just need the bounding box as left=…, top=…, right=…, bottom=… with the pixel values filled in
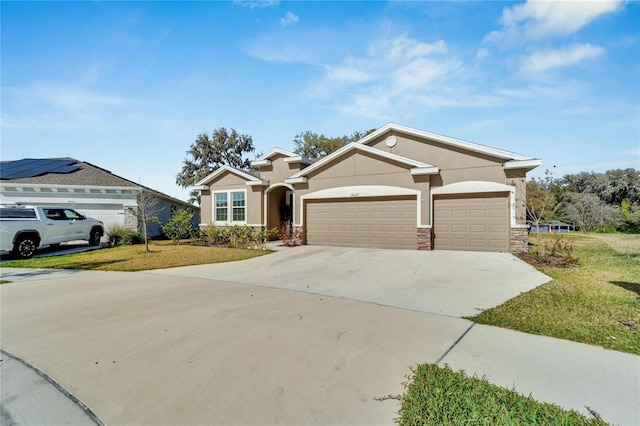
left=193, top=123, right=541, bottom=252
left=0, top=158, right=199, bottom=237
left=530, top=221, right=574, bottom=233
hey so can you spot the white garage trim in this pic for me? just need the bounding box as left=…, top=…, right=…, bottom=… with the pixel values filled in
left=297, top=185, right=422, bottom=228
left=431, top=181, right=519, bottom=228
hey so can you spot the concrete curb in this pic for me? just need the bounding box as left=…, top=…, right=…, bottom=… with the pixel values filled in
left=0, top=348, right=104, bottom=426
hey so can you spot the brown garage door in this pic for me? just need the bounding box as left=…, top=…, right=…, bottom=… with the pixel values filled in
left=306, top=197, right=417, bottom=249
left=434, top=193, right=509, bottom=251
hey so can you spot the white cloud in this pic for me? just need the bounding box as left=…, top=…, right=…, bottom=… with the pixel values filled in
left=475, top=48, right=489, bottom=61
left=498, top=82, right=579, bottom=99
left=560, top=106, right=597, bottom=115
left=280, top=11, right=299, bottom=26
left=384, top=37, right=447, bottom=61
left=305, top=35, right=479, bottom=118
left=28, top=84, right=141, bottom=110
left=521, top=43, right=605, bottom=73
left=245, top=39, right=317, bottom=63
left=324, top=65, right=372, bottom=84
left=1, top=84, right=145, bottom=131
left=234, top=0, right=279, bottom=9
left=392, top=58, right=455, bottom=91
left=487, top=0, right=622, bottom=42
left=461, top=119, right=504, bottom=131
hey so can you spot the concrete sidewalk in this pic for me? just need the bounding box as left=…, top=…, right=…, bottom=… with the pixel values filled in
left=0, top=350, right=102, bottom=426
left=439, top=324, right=640, bottom=426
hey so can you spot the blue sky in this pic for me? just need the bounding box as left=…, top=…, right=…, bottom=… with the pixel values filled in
left=2, top=0, right=638, bottom=202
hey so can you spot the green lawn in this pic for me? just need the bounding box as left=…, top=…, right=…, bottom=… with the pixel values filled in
left=395, top=234, right=636, bottom=425
left=472, top=233, right=640, bottom=355
left=1, top=241, right=269, bottom=272
left=393, top=364, right=605, bottom=425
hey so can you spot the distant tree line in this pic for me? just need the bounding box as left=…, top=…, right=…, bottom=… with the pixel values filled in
left=527, top=168, right=640, bottom=233
left=293, top=129, right=376, bottom=159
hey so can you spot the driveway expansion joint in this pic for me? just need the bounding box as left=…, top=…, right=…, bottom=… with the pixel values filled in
left=0, top=348, right=105, bottom=426
left=435, top=323, right=475, bottom=364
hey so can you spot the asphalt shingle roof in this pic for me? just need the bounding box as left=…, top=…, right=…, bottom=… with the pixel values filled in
left=1, top=158, right=196, bottom=208
left=0, top=158, right=139, bottom=187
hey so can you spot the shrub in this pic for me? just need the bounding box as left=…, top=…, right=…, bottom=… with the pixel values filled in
left=254, top=227, right=279, bottom=249
left=198, top=224, right=277, bottom=250
left=162, top=209, right=195, bottom=245
left=107, top=225, right=143, bottom=247
left=278, top=222, right=300, bottom=247
left=524, top=234, right=579, bottom=267
left=198, top=224, right=231, bottom=246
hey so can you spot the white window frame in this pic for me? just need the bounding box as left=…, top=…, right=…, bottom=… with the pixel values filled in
left=211, top=189, right=247, bottom=225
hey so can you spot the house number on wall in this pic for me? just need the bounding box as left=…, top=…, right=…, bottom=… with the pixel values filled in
left=351, top=193, right=359, bottom=197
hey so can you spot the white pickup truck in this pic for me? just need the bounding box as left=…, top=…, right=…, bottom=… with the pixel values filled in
left=0, top=205, right=105, bottom=259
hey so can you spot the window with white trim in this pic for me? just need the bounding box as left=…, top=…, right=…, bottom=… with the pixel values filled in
left=215, top=193, right=228, bottom=222
left=213, top=190, right=246, bottom=224
left=232, top=191, right=245, bottom=221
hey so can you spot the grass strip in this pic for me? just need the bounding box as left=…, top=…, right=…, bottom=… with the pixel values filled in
left=472, top=234, right=640, bottom=355
left=394, top=364, right=605, bottom=426
left=1, top=241, right=269, bottom=272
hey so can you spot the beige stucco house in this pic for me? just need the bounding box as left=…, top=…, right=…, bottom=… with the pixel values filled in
left=193, top=123, right=541, bottom=252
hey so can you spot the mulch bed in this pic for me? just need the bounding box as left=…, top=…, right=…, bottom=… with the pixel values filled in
left=517, top=253, right=579, bottom=268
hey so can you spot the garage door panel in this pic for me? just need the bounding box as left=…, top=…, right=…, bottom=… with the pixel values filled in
left=306, top=197, right=417, bottom=249
left=400, top=223, right=414, bottom=233
left=451, top=210, right=468, bottom=219
left=452, top=224, right=468, bottom=232
left=470, top=224, right=487, bottom=233
left=470, top=209, right=488, bottom=219
left=385, top=223, right=400, bottom=232
left=434, top=193, right=509, bottom=252
left=490, top=224, right=508, bottom=233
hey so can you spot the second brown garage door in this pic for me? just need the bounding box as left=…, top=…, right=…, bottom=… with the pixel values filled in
left=306, top=197, right=417, bottom=249
left=433, top=193, right=509, bottom=251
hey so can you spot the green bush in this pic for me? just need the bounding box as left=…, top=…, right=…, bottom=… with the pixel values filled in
left=107, top=225, right=143, bottom=247
left=198, top=224, right=278, bottom=250
left=162, top=209, right=195, bottom=244
left=198, top=224, right=231, bottom=246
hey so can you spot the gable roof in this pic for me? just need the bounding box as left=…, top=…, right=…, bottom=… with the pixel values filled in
left=0, top=158, right=81, bottom=180
left=1, top=158, right=140, bottom=188
left=251, top=147, right=312, bottom=167
left=285, top=142, right=439, bottom=183
left=359, top=123, right=540, bottom=167
left=0, top=158, right=196, bottom=208
left=193, top=165, right=268, bottom=188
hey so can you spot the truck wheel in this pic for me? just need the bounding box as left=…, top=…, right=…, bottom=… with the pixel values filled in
left=13, top=236, right=37, bottom=259
left=89, top=228, right=102, bottom=246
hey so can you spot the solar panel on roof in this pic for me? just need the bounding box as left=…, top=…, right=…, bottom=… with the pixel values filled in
left=54, top=165, right=80, bottom=174
left=0, top=158, right=80, bottom=180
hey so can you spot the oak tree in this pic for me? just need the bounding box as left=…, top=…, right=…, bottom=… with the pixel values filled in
left=176, top=128, right=255, bottom=203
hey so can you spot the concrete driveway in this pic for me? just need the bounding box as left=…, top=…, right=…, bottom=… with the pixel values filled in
left=1, top=268, right=471, bottom=425
left=151, top=245, right=551, bottom=317
left=0, top=247, right=551, bottom=425
left=4, top=247, right=636, bottom=425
